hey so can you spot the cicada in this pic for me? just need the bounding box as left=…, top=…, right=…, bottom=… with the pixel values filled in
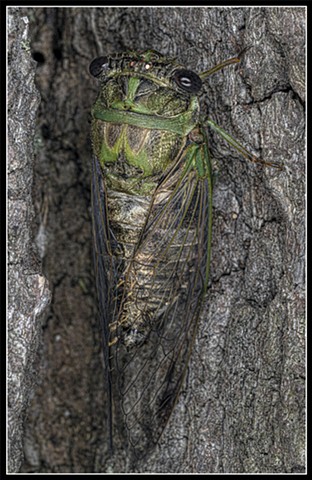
left=89, top=50, right=281, bottom=456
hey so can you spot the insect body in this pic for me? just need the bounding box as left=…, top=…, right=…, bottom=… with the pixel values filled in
left=89, top=50, right=280, bottom=455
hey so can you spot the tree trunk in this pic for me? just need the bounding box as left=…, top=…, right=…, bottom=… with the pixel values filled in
left=8, top=6, right=305, bottom=473
left=7, top=9, right=51, bottom=473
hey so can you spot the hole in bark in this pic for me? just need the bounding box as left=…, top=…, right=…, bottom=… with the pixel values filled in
left=32, top=51, right=45, bottom=64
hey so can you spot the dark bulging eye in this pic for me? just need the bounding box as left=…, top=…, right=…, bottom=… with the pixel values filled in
left=172, top=69, right=202, bottom=93
left=89, top=56, right=109, bottom=77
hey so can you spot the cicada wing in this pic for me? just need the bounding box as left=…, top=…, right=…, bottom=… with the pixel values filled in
left=110, top=145, right=213, bottom=454
left=91, top=155, right=118, bottom=450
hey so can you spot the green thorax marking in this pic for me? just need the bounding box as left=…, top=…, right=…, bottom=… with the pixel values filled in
left=100, top=124, right=151, bottom=175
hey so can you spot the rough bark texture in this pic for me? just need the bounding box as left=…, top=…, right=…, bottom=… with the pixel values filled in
left=7, top=9, right=51, bottom=474
left=8, top=6, right=305, bottom=474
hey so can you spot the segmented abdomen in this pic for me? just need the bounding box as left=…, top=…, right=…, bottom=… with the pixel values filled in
left=107, top=166, right=203, bottom=351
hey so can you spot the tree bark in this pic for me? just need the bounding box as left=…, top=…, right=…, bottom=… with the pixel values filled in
left=8, top=6, right=305, bottom=473
left=7, top=9, right=51, bottom=473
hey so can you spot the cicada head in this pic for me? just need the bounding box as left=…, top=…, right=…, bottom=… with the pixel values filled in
left=89, top=50, right=203, bottom=118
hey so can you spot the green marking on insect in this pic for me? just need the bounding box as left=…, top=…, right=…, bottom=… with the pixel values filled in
left=89, top=49, right=282, bottom=457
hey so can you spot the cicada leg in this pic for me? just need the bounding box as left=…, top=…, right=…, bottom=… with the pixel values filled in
left=205, top=118, right=284, bottom=169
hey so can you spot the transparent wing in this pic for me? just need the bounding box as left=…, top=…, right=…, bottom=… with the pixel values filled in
left=108, top=143, right=213, bottom=455
left=91, top=154, right=118, bottom=451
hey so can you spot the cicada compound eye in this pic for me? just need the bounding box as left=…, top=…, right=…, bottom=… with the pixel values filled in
left=172, top=69, right=202, bottom=94
left=89, top=56, right=110, bottom=77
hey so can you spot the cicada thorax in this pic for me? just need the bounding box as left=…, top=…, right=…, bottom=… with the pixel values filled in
left=97, top=121, right=186, bottom=195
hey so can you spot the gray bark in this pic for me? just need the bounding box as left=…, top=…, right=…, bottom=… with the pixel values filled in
left=7, top=9, right=51, bottom=473
left=8, top=6, right=305, bottom=473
